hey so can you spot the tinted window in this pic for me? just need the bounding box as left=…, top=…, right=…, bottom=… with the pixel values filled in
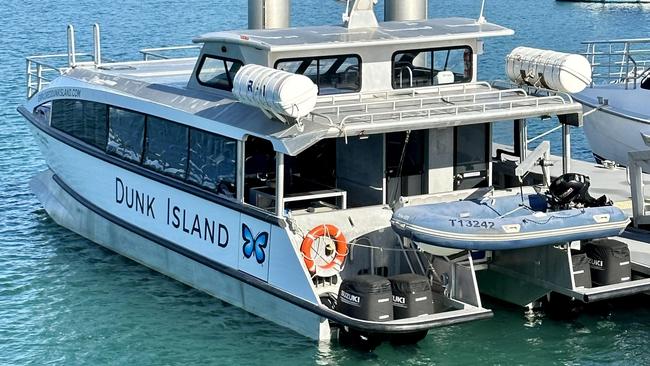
left=392, top=47, right=472, bottom=89
left=51, top=99, right=108, bottom=149
left=275, top=55, right=361, bottom=95
left=187, top=129, right=237, bottom=198
left=197, top=55, right=243, bottom=91
left=107, top=107, right=145, bottom=163
left=143, top=116, right=189, bottom=179
left=455, top=124, right=488, bottom=167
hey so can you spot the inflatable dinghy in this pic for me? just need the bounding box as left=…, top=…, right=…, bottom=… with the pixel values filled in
left=391, top=193, right=629, bottom=251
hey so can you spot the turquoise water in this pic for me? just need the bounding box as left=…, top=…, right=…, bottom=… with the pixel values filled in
left=2, top=0, right=650, bottom=364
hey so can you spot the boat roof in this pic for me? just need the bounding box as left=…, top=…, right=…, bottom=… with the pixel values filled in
left=58, top=67, right=582, bottom=156
left=193, top=17, right=514, bottom=52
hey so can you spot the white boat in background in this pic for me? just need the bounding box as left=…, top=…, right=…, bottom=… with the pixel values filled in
left=573, top=38, right=650, bottom=172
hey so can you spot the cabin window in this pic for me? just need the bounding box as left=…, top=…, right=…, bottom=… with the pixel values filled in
left=392, top=46, right=472, bottom=89
left=107, top=107, right=145, bottom=163
left=454, top=123, right=489, bottom=190
left=196, top=55, right=243, bottom=91
left=187, top=129, right=237, bottom=198
left=143, top=116, right=189, bottom=179
left=51, top=99, right=108, bottom=149
left=275, top=55, right=361, bottom=95
left=244, top=137, right=276, bottom=211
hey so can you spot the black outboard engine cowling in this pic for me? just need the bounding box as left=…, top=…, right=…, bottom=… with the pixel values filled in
left=548, top=173, right=611, bottom=209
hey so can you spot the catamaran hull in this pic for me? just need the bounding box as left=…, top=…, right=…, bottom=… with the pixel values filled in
left=30, top=169, right=330, bottom=340
left=22, top=107, right=493, bottom=342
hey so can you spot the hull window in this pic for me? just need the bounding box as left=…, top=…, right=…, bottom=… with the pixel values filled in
left=143, top=116, right=189, bottom=179
left=45, top=99, right=242, bottom=202
left=51, top=99, right=108, bottom=150
left=392, top=46, right=472, bottom=89
left=188, top=129, right=237, bottom=198
left=107, top=107, right=145, bottom=163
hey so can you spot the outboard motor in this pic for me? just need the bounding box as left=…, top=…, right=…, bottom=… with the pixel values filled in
left=548, top=173, right=611, bottom=209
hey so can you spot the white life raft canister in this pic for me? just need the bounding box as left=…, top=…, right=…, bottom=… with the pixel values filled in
left=232, top=64, right=318, bottom=119
left=505, top=46, right=592, bottom=94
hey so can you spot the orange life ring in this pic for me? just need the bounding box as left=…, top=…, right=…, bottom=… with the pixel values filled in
left=300, top=224, right=348, bottom=275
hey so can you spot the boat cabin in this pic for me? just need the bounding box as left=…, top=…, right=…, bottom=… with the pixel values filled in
left=25, top=15, right=583, bottom=232
left=174, top=17, right=582, bottom=217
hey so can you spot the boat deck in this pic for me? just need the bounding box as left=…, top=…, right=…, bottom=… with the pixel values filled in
left=94, top=57, right=197, bottom=85
left=560, top=158, right=635, bottom=214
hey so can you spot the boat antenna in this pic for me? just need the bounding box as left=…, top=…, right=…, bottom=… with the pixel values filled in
left=477, top=0, right=487, bottom=24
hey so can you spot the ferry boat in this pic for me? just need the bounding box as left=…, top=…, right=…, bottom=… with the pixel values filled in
left=19, top=0, right=650, bottom=346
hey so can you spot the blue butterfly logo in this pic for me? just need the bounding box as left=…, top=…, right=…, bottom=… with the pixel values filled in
left=242, top=224, right=268, bottom=264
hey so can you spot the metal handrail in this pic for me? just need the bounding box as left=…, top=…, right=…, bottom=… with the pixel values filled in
left=313, top=87, right=530, bottom=118
left=25, top=23, right=202, bottom=98
left=313, top=81, right=573, bottom=127
left=139, top=45, right=202, bottom=60
left=25, top=53, right=94, bottom=98
left=582, top=38, right=650, bottom=89
left=283, top=189, right=347, bottom=210
left=337, top=94, right=568, bottom=127
left=315, top=81, right=493, bottom=106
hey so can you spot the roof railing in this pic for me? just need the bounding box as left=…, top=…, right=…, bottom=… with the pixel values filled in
left=582, top=38, right=650, bottom=90
left=139, top=45, right=202, bottom=61
left=311, top=81, right=574, bottom=129
left=316, top=81, right=493, bottom=106
left=25, top=23, right=201, bottom=98
left=336, top=93, right=568, bottom=127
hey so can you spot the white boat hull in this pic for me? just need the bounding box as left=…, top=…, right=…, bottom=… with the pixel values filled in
left=583, top=107, right=650, bottom=172
left=25, top=119, right=330, bottom=340
left=30, top=169, right=330, bottom=340
left=575, top=84, right=650, bottom=172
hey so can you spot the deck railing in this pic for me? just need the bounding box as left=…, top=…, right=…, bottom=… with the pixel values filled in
left=139, top=45, right=202, bottom=61
left=25, top=23, right=199, bottom=98
left=582, top=38, right=650, bottom=90
left=26, top=54, right=73, bottom=98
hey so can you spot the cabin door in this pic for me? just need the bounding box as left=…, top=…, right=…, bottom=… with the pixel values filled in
left=386, top=130, right=426, bottom=204
left=453, top=123, right=489, bottom=190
